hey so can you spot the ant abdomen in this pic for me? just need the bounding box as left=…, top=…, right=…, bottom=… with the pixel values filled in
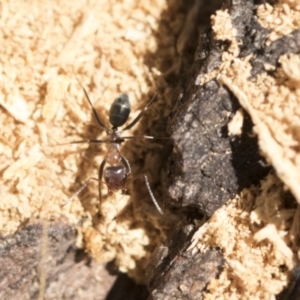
left=104, top=166, right=127, bottom=192
left=109, top=94, right=130, bottom=128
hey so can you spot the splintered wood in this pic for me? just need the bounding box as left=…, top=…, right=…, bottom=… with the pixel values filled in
left=0, top=0, right=174, bottom=282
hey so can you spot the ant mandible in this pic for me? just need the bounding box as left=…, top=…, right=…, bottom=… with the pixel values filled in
left=64, top=88, right=164, bottom=215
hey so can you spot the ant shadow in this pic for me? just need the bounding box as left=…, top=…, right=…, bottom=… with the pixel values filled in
left=65, top=101, right=108, bottom=220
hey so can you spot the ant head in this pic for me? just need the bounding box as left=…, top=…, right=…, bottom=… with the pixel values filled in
left=109, top=93, right=131, bottom=129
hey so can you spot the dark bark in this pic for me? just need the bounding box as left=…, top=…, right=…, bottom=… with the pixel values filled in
left=149, top=0, right=300, bottom=299
left=277, top=266, right=300, bottom=300
left=0, top=221, right=145, bottom=300
left=165, top=0, right=271, bottom=217
left=147, top=225, right=224, bottom=300
left=0, top=221, right=76, bottom=299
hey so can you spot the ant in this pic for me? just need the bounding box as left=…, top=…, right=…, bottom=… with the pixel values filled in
left=64, top=88, right=165, bottom=215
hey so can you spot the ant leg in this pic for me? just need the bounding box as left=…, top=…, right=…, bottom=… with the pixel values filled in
left=57, top=139, right=106, bottom=146
left=98, top=160, right=106, bottom=211
left=82, top=88, right=108, bottom=130
left=120, top=155, right=131, bottom=194
left=131, top=174, right=164, bottom=215
left=143, top=174, right=164, bottom=214
left=62, top=177, right=99, bottom=207
left=121, top=155, right=131, bottom=175
left=122, top=94, right=157, bottom=131
left=122, top=135, right=170, bottom=140
left=74, top=74, right=107, bottom=130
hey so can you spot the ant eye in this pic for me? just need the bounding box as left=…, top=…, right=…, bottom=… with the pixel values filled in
left=109, top=94, right=130, bottom=128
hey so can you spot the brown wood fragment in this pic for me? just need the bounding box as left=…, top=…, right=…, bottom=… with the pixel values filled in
left=147, top=225, right=224, bottom=300
left=165, top=0, right=271, bottom=216
left=0, top=221, right=76, bottom=299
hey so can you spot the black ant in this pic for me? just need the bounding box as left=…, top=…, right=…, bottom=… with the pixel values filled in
left=64, top=89, right=165, bottom=215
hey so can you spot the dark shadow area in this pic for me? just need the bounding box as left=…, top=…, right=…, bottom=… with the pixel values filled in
left=277, top=266, right=300, bottom=300
left=125, top=0, right=223, bottom=213
left=64, top=87, right=108, bottom=220
left=227, top=91, right=272, bottom=189
left=105, top=273, right=149, bottom=300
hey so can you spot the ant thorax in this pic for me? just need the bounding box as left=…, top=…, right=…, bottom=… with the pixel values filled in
left=104, top=130, right=127, bottom=193
left=106, top=129, right=122, bottom=140
left=105, top=143, right=121, bottom=166
left=105, top=130, right=124, bottom=166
